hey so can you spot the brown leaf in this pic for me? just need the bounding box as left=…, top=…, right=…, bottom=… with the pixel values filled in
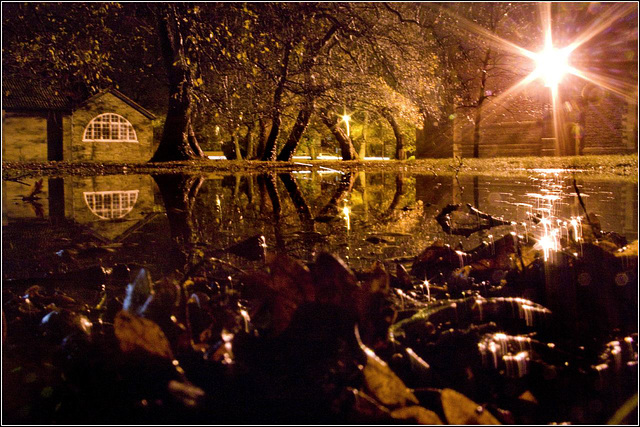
left=268, top=253, right=315, bottom=303
left=356, top=263, right=395, bottom=346
left=391, top=406, right=444, bottom=424
left=362, top=344, right=419, bottom=408
left=441, top=388, right=500, bottom=425
left=311, top=252, right=359, bottom=307
left=114, top=310, right=173, bottom=359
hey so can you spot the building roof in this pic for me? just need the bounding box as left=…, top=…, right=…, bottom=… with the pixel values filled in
left=2, top=78, right=73, bottom=111
left=2, top=78, right=156, bottom=119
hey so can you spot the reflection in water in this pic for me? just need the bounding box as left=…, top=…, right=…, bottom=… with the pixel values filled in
left=2, top=171, right=637, bottom=281
left=83, top=190, right=139, bottom=219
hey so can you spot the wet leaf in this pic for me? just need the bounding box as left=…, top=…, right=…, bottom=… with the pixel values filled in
left=123, top=268, right=153, bottom=315
left=243, top=254, right=315, bottom=335
left=167, top=379, right=205, bottom=408
left=390, top=405, right=443, bottom=424
left=361, top=344, right=419, bottom=407
left=518, top=390, right=538, bottom=404
left=349, top=388, right=391, bottom=420
left=356, top=263, right=395, bottom=345
left=311, top=252, right=358, bottom=307
left=395, top=263, right=413, bottom=289
left=225, top=234, right=266, bottom=261
left=441, top=388, right=500, bottom=425
left=114, top=310, right=173, bottom=359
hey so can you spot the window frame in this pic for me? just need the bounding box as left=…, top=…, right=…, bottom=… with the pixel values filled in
left=83, top=190, right=140, bottom=220
left=82, top=113, right=138, bottom=143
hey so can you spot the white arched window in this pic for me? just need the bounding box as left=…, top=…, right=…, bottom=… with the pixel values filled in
left=83, top=190, right=139, bottom=219
left=83, top=113, right=138, bottom=142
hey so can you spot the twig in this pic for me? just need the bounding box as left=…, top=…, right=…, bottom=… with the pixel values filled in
left=573, top=179, right=601, bottom=238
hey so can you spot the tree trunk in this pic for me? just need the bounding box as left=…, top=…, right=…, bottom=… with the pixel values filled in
left=277, top=97, right=315, bottom=161
left=319, top=109, right=358, bottom=160
left=472, top=108, right=482, bottom=159
left=151, top=5, right=204, bottom=162
left=381, top=108, right=406, bottom=160
left=359, top=111, right=368, bottom=158
left=232, top=133, right=243, bottom=161
left=254, top=117, right=268, bottom=160
left=472, top=48, right=491, bottom=159
left=244, top=121, right=256, bottom=160
left=261, top=44, right=292, bottom=161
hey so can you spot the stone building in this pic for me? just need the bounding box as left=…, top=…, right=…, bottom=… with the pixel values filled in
left=416, top=86, right=637, bottom=158
left=2, top=79, right=156, bottom=162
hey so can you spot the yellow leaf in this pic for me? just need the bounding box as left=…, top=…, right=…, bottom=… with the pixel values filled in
left=391, top=406, right=443, bottom=424
left=441, top=388, right=500, bottom=425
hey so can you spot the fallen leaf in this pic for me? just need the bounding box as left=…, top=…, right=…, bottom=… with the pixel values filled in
left=114, top=310, right=173, bottom=359
left=441, top=388, right=500, bottom=425
left=391, top=405, right=443, bottom=424
left=362, top=344, right=419, bottom=407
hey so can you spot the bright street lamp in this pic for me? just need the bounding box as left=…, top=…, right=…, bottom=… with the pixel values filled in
left=535, top=45, right=571, bottom=87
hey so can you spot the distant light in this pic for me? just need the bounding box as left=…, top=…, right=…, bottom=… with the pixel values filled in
left=536, top=45, right=570, bottom=87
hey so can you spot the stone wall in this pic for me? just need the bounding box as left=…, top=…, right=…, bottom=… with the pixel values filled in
left=416, top=90, right=636, bottom=158
left=584, top=94, right=637, bottom=154
left=69, top=92, right=154, bottom=162
left=2, top=112, right=49, bottom=161
left=457, top=120, right=544, bottom=158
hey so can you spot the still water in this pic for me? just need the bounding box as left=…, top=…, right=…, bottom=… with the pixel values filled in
left=3, top=169, right=637, bottom=282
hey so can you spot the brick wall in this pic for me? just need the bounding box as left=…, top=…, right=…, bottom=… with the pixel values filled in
left=70, top=92, right=154, bottom=162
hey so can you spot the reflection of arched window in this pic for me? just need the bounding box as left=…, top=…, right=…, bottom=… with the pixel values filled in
left=83, top=190, right=139, bottom=219
left=82, top=113, right=138, bottom=142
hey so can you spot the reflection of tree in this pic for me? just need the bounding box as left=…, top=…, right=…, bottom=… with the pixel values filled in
left=279, top=173, right=315, bottom=232
left=375, top=174, right=405, bottom=224
left=152, top=174, right=205, bottom=271
left=257, top=173, right=284, bottom=250
left=317, top=173, right=356, bottom=219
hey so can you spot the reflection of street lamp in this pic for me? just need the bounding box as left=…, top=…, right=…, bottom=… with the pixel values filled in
left=341, top=114, right=351, bottom=138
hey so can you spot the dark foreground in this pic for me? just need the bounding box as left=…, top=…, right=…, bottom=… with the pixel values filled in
left=2, top=162, right=638, bottom=424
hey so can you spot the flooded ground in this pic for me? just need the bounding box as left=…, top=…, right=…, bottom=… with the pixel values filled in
left=3, top=170, right=637, bottom=280
left=2, top=168, right=638, bottom=424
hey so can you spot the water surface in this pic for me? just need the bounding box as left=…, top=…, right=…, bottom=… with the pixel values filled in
left=3, top=169, right=636, bottom=282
